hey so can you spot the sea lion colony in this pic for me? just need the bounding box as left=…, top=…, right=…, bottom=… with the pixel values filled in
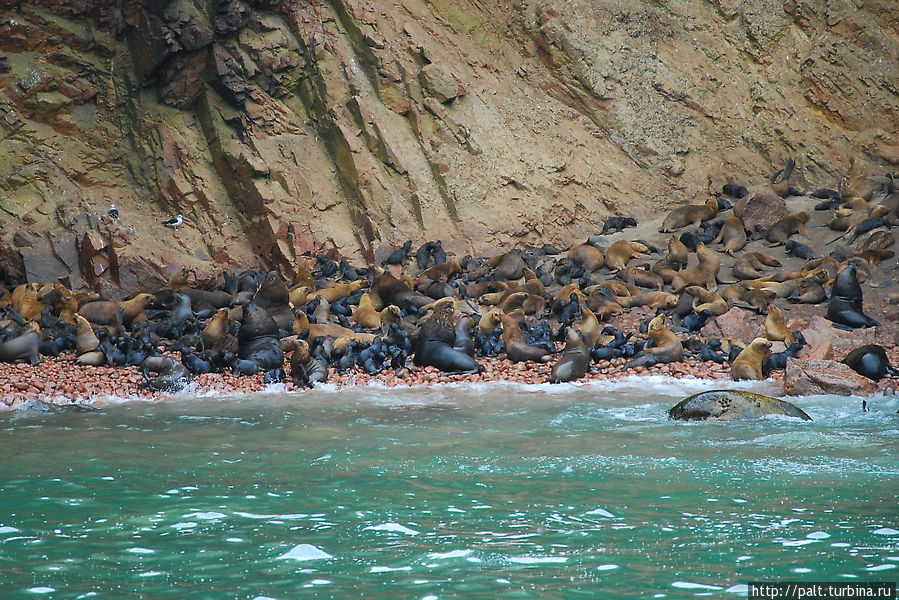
left=0, top=161, right=897, bottom=401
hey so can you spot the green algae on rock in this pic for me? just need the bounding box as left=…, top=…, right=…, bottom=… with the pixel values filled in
left=668, top=389, right=812, bottom=422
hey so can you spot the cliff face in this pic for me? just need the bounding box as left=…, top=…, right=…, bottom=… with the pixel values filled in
left=1, top=0, right=897, bottom=292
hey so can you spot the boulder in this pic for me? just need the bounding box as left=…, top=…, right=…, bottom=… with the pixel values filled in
left=700, top=306, right=764, bottom=342
left=419, top=63, right=463, bottom=103
left=783, top=358, right=879, bottom=396
left=668, top=389, right=811, bottom=421
left=733, top=187, right=790, bottom=231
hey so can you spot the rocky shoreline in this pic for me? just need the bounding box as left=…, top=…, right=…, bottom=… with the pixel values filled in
left=2, top=167, right=898, bottom=414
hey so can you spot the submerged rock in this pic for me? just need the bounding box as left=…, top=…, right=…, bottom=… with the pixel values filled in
left=668, top=389, right=812, bottom=422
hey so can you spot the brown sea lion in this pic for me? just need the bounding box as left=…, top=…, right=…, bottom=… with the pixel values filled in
left=764, top=305, right=796, bottom=345
left=353, top=292, right=400, bottom=330
left=73, top=313, right=100, bottom=355
left=499, top=313, right=552, bottom=363
left=668, top=235, right=689, bottom=269
left=604, top=240, right=648, bottom=272
left=549, top=328, right=590, bottom=383
left=478, top=308, right=503, bottom=335
left=714, top=215, right=747, bottom=255
left=671, top=243, right=721, bottom=292
left=167, top=267, right=192, bottom=289
left=202, top=308, right=230, bottom=351
left=584, top=281, right=638, bottom=298
left=721, top=283, right=774, bottom=313
left=307, top=280, right=367, bottom=304
left=372, top=268, right=432, bottom=310
left=660, top=196, right=718, bottom=232
left=140, top=356, right=191, bottom=392
left=768, top=158, right=796, bottom=198
left=585, top=294, right=623, bottom=321
left=766, top=212, right=809, bottom=245
left=288, top=285, right=310, bottom=307
left=788, top=279, right=827, bottom=304
left=730, top=338, right=771, bottom=380
left=620, top=266, right=664, bottom=290
left=732, top=251, right=781, bottom=280
left=568, top=242, right=605, bottom=273
left=418, top=261, right=463, bottom=281
left=685, top=286, right=728, bottom=315
left=484, top=251, right=527, bottom=280
left=292, top=311, right=376, bottom=344
left=617, top=291, right=678, bottom=310
left=11, top=283, right=42, bottom=322
left=651, top=256, right=680, bottom=284
left=579, top=307, right=602, bottom=348
left=0, top=326, right=41, bottom=365
left=79, top=293, right=158, bottom=328
left=627, top=314, right=682, bottom=367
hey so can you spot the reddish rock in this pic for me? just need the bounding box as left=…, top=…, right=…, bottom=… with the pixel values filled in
left=800, top=316, right=879, bottom=353
left=733, top=187, right=790, bottom=231
left=802, top=342, right=833, bottom=361
left=783, top=358, right=878, bottom=396
left=700, top=306, right=764, bottom=342
left=419, top=63, right=462, bottom=103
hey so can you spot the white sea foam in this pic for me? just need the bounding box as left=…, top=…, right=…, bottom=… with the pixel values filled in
left=365, top=523, right=420, bottom=535
left=508, top=556, right=568, bottom=564
left=671, top=581, right=723, bottom=590
left=276, top=544, right=333, bottom=561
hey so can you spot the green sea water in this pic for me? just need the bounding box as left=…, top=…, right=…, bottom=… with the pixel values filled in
left=0, top=377, right=897, bottom=599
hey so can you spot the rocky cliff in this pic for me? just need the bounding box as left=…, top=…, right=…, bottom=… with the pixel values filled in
left=1, top=0, right=897, bottom=292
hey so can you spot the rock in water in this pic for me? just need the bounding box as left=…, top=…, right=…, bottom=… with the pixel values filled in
left=668, top=390, right=812, bottom=422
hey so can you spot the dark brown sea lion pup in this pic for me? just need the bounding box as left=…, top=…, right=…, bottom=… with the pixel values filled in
left=0, top=324, right=41, bottom=365
left=626, top=314, right=682, bottom=368
left=549, top=327, right=590, bottom=383
left=413, top=300, right=481, bottom=373
left=659, top=196, right=718, bottom=232
left=826, top=263, right=877, bottom=329
left=841, top=345, right=898, bottom=381
left=730, top=337, right=771, bottom=380
left=500, top=313, right=552, bottom=363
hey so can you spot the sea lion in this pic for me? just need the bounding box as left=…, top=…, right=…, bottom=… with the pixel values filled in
left=604, top=240, right=648, bottom=272
left=500, top=313, right=552, bottom=363
left=667, top=235, right=689, bottom=269
left=730, top=337, right=771, bottom=380
left=841, top=345, right=898, bottom=381
left=651, top=256, right=680, bottom=284
left=0, top=327, right=41, bottom=365
left=418, top=261, right=463, bottom=282
left=11, top=284, right=42, bottom=322
left=238, top=302, right=285, bottom=371
left=685, top=286, right=728, bottom=316
left=788, top=279, right=827, bottom=304
left=140, top=356, right=191, bottom=392
left=722, top=283, right=774, bottom=313
left=668, top=389, right=811, bottom=421
left=601, top=216, right=637, bottom=234
left=626, top=314, right=682, bottom=368
left=290, top=339, right=328, bottom=387
left=201, top=308, right=230, bottom=351
left=768, top=157, right=796, bottom=198
left=79, top=293, right=158, bottom=328
left=784, top=239, right=815, bottom=260
left=660, top=196, right=719, bottom=232
left=585, top=294, right=623, bottom=321
left=568, top=242, right=605, bottom=273
left=372, top=268, right=432, bottom=310
left=618, top=267, right=665, bottom=290
left=766, top=211, right=810, bottom=245
left=307, top=280, right=367, bottom=304
left=482, top=251, right=527, bottom=280
left=671, top=243, right=720, bottom=292
left=764, top=305, right=796, bottom=345
left=732, top=251, right=781, bottom=280
left=414, top=301, right=481, bottom=373
left=826, top=263, right=877, bottom=329
left=453, top=315, right=476, bottom=357
left=549, top=328, right=590, bottom=383
left=714, top=216, right=747, bottom=255
left=617, top=291, right=678, bottom=310
left=73, top=313, right=100, bottom=355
